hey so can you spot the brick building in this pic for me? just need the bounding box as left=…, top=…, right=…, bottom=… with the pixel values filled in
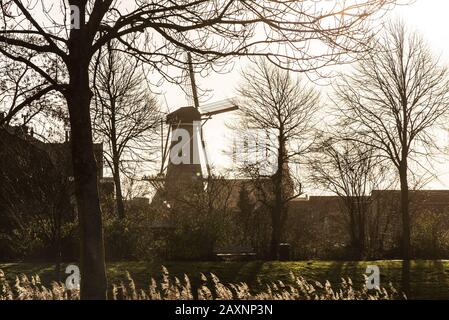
left=287, top=190, right=449, bottom=259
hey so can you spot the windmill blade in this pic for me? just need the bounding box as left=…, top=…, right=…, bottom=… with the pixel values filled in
left=159, top=120, right=172, bottom=176
left=187, top=52, right=200, bottom=110
left=198, top=124, right=212, bottom=178
left=200, top=98, right=239, bottom=117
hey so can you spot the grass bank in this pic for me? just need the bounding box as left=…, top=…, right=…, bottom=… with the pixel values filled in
left=1, top=260, right=449, bottom=299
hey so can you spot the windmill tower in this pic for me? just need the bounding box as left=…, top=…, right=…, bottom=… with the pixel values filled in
left=152, top=53, right=238, bottom=204
left=164, top=106, right=203, bottom=198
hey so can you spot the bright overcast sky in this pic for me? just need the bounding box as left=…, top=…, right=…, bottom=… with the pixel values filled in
left=163, top=0, right=449, bottom=104
left=154, top=0, right=449, bottom=194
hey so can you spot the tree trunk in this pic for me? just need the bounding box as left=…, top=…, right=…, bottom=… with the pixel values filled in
left=357, top=211, right=365, bottom=259
left=269, top=135, right=286, bottom=260
left=109, top=98, right=125, bottom=220
left=399, top=164, right=411, bottom=260
left=401, top=259, right=411, bottom=297
left=67, top=64, right=107, bottom=300
left=356, top=199, right=366, bottom=259
left=348, top=207, right=357, bottom=252
left=269, top=210, right=281, bottom=260
left=55, top=207, right=62, bottom=282
left=112, top=155, right=125, bottom=219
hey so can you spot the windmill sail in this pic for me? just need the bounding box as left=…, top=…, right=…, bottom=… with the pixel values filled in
left=187, top=53, right=200, bottom=110
left=185, top=52, right=211, bottom=178
left=200, top=99, right=238, bottom=117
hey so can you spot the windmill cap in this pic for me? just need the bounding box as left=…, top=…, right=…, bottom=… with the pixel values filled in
left=166, top=106, right=201, bottom=124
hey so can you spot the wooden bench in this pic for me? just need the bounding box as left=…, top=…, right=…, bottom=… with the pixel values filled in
left=213, top=246, right=257, bottom=261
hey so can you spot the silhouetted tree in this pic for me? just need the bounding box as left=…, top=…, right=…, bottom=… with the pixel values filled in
left=233, top=59, right=319, bottom=259
left=309, top=137, right=392, bottom=259
left=334, top=21, right=449, bottom=260
left=92, top=42, right=160, bottom=219
left=0, top=57, right=64, bottom=126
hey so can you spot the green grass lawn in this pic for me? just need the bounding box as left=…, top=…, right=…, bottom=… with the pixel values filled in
left=1, top=260, right=449, bottom=299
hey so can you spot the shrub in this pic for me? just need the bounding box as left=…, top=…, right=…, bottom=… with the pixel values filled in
left=101, top=197, right=156, bottom=261
left=412, top=209, right=449, bottom=259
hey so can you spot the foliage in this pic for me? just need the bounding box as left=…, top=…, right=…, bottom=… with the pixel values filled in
left=102, top=197, right=156, bottom=261
left=0, top=267, right=401, bottom=300
left=149, top=176, right=239, bottom=260
left=0, top=220, right=78, bottom=262
left=412, top=210, right=449, bottom=259
left=235, top=185, right=272, bottom=257
left=0, top=128, right=74, bottom=261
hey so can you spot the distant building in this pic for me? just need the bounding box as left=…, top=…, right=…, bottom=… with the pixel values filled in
left=287, top=190, right=449, bottom=259
left=0, top=122, right=114, bottom=220
left=287, top=196, right=349, bottom=259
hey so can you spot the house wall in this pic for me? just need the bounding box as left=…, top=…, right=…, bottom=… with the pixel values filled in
left=287, top=191, right=449, bottom=259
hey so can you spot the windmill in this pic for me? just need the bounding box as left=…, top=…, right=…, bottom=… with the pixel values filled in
left=146, top=53, right=238, bottom=202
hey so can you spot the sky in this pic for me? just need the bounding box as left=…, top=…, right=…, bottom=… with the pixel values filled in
left=154, top=0, right=449, bottom=195
left=11, top=0, right=448, bottom=194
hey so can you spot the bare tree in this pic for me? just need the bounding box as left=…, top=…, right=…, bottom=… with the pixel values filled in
left=0, top=56, right=64, bottom=127
left=92, top=42, right=160, bottom=220
left=0, top=0, right=395, bottom=298
left=334, top=21, right=449, bottom=260
left=308, top=136, right=392, bottom=259
left=233, top=59, right=319, bottom=259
